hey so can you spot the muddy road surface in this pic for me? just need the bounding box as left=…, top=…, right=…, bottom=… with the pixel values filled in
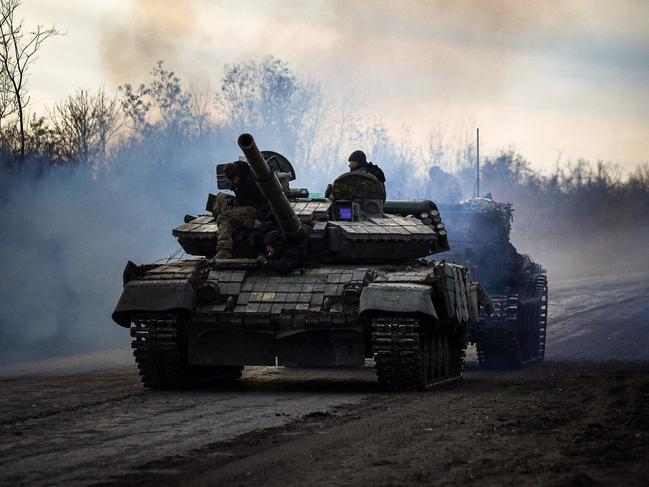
left=1, top=272, right=648, bottom=486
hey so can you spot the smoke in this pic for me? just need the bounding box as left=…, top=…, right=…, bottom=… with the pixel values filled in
left=0, top=135, right=226, bottom=365
left=0, top=56, right=338, bottom=365
left=100, top=0, right=197, bottom=83
left=467, top=156, right=649, bottom=282
left=99, top=0, right=560, bottom=96
left=93, top=0, right=649, bottom=169
left=97, top=0, right=570, bottom=98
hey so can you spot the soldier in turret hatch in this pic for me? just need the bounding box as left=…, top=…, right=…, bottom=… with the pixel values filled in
left=213, top=161, right=271, bottom=259
left=348, top=150, right=385, bottom=183
left=325, top=150, right=386, bottom=198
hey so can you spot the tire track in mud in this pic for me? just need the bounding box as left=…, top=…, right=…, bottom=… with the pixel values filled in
left=1, top=393, right=146, bottom=426
left=0, top=367, right=374, bottom=487
left=110, top=363, right=649, bottom=487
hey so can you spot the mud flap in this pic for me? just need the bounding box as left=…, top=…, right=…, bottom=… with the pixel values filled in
left=112, top=279, right=196, bottom=327
left=359, top=283, right=438, bottom=318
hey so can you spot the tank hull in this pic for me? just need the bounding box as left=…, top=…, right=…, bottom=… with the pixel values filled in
left=113, top=259, right=477, bottom=390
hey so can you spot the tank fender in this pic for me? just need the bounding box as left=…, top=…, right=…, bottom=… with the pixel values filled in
left=112, top=279, right=196, bottom=327
left=359, top=282, right=438, bottom=318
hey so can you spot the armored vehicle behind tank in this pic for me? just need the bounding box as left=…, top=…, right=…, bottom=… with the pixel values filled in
left=112, top=134, right=490, bottom=391
left=434, top=197, right=548, bottom=369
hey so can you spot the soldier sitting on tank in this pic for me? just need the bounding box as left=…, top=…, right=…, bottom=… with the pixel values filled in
left=213, top=161, right=272, bottom=260
left=262, top=230, right=304, bottom=274
left=208, top=192, right=236, bottom=219
left=325, top=150, right=386, bottom=198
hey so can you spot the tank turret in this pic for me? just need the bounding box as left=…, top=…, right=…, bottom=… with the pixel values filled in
left=173, top=140, right=449, bottom=263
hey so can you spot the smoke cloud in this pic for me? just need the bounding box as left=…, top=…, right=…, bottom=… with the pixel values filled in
left=0, top=136, right=223, bottom=364
left=100, top=0, right=197, bottom=83
left=92, top=0, right=649, bottom=169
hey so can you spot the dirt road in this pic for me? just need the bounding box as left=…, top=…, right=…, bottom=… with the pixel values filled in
left=1, top=272, right=648, bottom=486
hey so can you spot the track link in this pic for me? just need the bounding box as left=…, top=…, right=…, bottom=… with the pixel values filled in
left=130, top=313, right=243, bottom=389
left=130, top=313, right=188, bottom=389
left=372, top=315, right=464, bottom=392
left=474, top=273, right=548, bottom=369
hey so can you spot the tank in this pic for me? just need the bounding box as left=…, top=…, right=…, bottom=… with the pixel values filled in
left=112, top=134, right=488, bottom=391
left=432, top=197, right=548, bottom=369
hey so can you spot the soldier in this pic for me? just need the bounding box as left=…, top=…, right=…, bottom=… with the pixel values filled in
left=348, top=150, right=386, bottom=183
left=208, top=192, right=236, bottom=219
left=325, top=150, right=386, bottom=198
left=213, top=161, right=271, bottom=259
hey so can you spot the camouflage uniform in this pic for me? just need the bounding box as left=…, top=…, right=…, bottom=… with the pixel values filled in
left=215, top=206, right=260, bottom=253
left=209, top=192, right=256, bottom=254
left=209, top=192, right=236, bottom=218
left=353, top=161, right=385, bottom=184
left=214, top=161, right=272, bottom=257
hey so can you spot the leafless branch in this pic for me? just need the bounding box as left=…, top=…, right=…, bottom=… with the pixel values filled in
left=0, top=0, right=61, bottom=159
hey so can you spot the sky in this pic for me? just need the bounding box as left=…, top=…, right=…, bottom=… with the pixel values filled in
left=21, top=0, right=649, bottom=173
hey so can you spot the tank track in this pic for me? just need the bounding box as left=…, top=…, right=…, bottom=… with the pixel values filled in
left=130, top=313, right=189, bottom=389
left=130, top=313, right=243, bottom=389
left=371, top=314, right=465, bottom=392
left=474, top=274, right=548, bottom=369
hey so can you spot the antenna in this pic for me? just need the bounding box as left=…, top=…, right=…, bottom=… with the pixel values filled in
left=476, top=128, right=480, bottom=198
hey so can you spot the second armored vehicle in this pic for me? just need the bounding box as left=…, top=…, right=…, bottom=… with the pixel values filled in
left=112, top=134, right=489, bottom=391
left=436, top=198, right=548, bottom=369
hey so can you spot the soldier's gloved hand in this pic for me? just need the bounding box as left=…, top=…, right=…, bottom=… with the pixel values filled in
left=255, top=255, right=267, bottom=266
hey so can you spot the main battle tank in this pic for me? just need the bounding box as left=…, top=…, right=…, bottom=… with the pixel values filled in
left=112, top=134, right=488, bottom=391
left=434, top=197, right=548, bottom=369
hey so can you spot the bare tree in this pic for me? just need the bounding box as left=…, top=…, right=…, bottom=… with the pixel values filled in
left=92, top=89, right=121, bottom=160
left=50, top=89, right=120, bottom=164
left=119, top=61, right=193, bottom=138
left=188, top=80, right=213, bottom=137
left=0, top=0, right=60, bottom=159
left=216, top=56, right=327, bottom=173
left=0, top=66, right=15, bottom=129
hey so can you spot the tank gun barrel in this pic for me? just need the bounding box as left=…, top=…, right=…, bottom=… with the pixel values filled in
left=238, top=133, right=307, bottom=241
